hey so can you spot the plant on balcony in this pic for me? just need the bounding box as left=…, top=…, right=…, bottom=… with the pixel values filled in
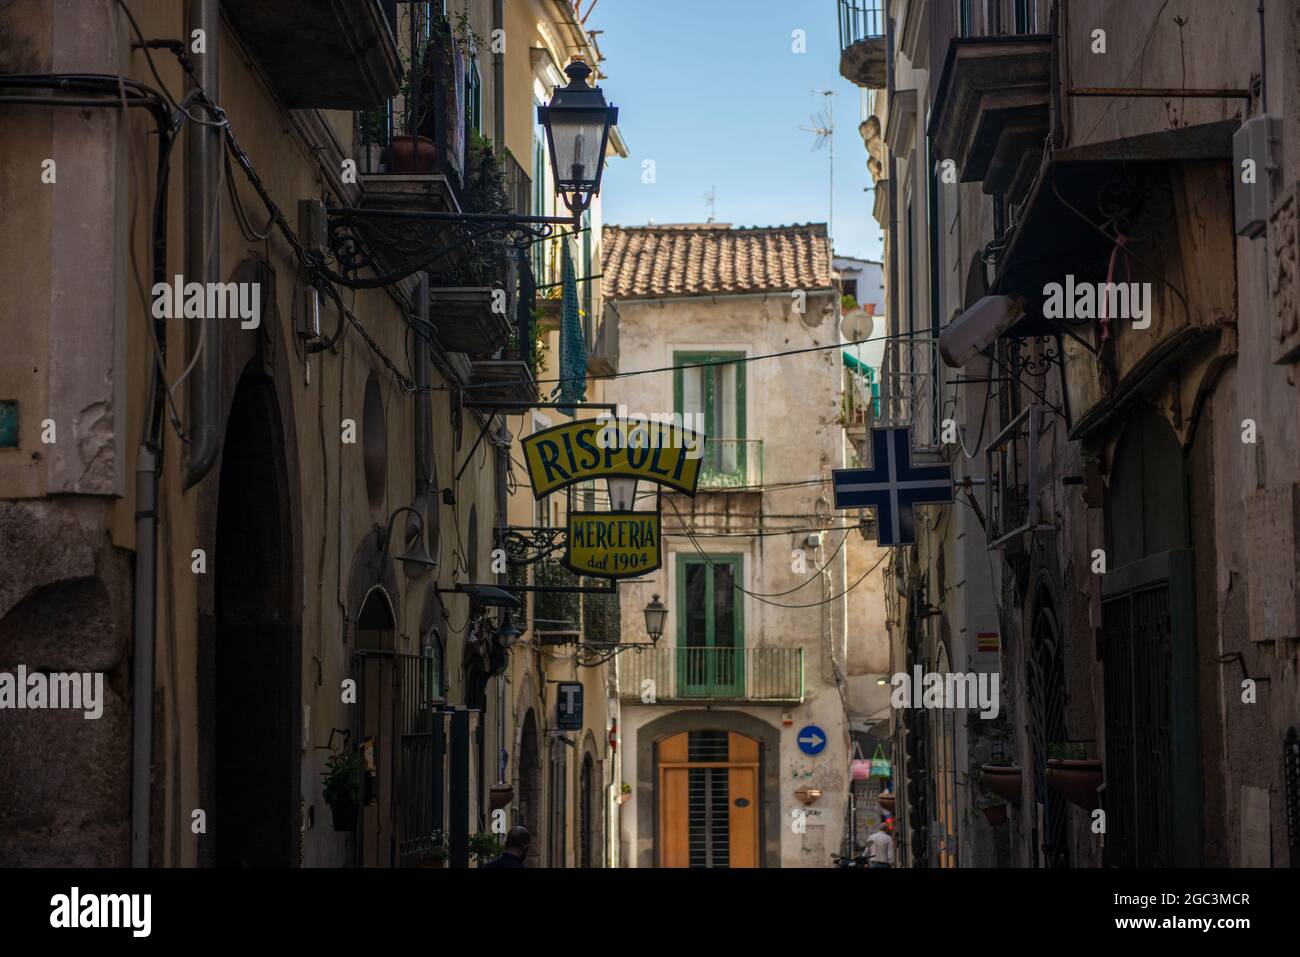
left=387, top=35, right=440, bottom=173
left=322, top=743, right=362, bottom=832
left=1046, top=744, right=1103, bottom=810
left=841, top=292, right=859, bottom=313
left=384, top=12, right=475, bottom=175
left=462, top=128, right=514, bottom=283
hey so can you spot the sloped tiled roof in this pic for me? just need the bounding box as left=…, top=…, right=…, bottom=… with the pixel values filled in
left=601, top=223, right=835, bottom=300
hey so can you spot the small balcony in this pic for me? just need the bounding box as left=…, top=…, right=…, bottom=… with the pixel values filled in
left=697, top=439, right=764, bottom=490
left=223, top=0, right=401, bottom=109
left=586, top=306, right=619, bottom=376
left=837, top=0, right=887, bottom=90
left=532, top=559, right=582, bottom=642
left=928, top=29, right=1052, bottom=198
left=619, top=647, right=805, bottom=705
left=348, top=8, right=470, bottom=259
left=880, top=338, right=943, bottom=453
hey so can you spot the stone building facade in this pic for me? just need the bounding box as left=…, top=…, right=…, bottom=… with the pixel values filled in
left=840, top=0, right=1300, bottom=868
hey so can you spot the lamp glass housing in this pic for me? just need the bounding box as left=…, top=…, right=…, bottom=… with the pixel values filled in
left=538, top=59, right=618, bottom=208
left=642, top=594, right=668, bottom=642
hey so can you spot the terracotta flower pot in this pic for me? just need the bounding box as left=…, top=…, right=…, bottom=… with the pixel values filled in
left=388, top=134, right=438, bottom=173
left=489, top=782, right=514, bottom=811
left=1046, top=758, right=1103, bottom=810
left=980, top=764, right=1022, bottom=806
left=981, top=803, right=1009, bottom=827
left=877, top=791, right=896, bottom=814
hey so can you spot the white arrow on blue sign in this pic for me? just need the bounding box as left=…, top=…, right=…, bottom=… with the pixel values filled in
left=797, top=725, right=826, bottom=756
left=832, top=426, right=953, bottom=546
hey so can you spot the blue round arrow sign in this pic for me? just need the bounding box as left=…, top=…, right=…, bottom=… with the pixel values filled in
left=796, top=724, right=826, bottom=756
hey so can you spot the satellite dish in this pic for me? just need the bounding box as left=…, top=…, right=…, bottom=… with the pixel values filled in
left=840, top=306, right=876, bottom=343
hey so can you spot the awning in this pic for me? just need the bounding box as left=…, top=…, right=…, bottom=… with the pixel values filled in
left=990, top=119, right=1238, bottom=337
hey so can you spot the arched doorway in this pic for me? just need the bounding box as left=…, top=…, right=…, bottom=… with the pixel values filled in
left=578, top=752, right=596, bottom=868
left=656, top=730, right=760, bottom=868
left=354, top=586, right=397, bottom=867
left=1101, top=408, right=1200, bottom=867
left=214, top=372, right=297, bottom=867
left=517, top=709, right=542, bottom=865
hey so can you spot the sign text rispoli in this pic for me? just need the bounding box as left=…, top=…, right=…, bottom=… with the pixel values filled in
left=521, top=418, right=706, bottom=498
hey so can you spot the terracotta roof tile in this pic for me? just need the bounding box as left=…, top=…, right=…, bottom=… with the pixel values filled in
left=601, top=223, right=835, bottom=300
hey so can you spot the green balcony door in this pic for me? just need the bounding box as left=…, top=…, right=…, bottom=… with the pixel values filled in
left=675, top=352, right=746, bottom=485
left=677, top=555, right=744, bottom=697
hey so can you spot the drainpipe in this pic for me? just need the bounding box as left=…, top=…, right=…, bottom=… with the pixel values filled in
left=495, top=438, right=510, bottom=785
left=131, top=447, right=158, bottom=868
left=492, top=0, right=505, bottom=151
left=183, top=0, right=221, bottom=489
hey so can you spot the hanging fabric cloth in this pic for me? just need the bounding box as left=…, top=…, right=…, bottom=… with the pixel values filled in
left=555, top=238, right=587, bottom=410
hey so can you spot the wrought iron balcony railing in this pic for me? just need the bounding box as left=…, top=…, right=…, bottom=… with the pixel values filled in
left=501, top=149, right=532, bottom=217
left=837, top=0, right=887, bottom=89
left=955, top=0, right=1048, bottom=38
left=838, top=0, right=885, bottom=49
left=880, top=337, right=944, bottom=451
left=697, top=438, right=764, bottom=490
left=619, top=647, right=804, bottom=704
left=353, top=7, right=465, bottom=193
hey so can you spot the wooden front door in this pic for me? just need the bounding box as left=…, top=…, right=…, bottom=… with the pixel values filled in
left=657, top=731, right=760, bottom=867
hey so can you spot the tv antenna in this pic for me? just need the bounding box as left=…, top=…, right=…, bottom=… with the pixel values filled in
left=800, top=90, right=836, bottom=242
left=704, top=185, right=717, bottom=223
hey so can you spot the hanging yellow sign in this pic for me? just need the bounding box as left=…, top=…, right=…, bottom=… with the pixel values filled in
left=565, top=511, right=662, bottom=579
left=521, top=418, right=705, bottom=498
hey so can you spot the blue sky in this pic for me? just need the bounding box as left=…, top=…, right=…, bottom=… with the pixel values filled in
left=589, top=0, right=884, bottom=263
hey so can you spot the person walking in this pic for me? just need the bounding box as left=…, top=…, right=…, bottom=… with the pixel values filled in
left=866, top=823, right=894, bottom=869
left=482, top=826, right=531, bottom=868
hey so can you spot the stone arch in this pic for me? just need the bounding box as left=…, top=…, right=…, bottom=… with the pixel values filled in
left=635, top=710, right=781, bottom=868
left=578, top=729, right=603, bottom=868
left=196, top=253, right=304, bottom=868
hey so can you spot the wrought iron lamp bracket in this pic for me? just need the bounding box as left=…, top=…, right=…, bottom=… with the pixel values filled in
left=498, top=525, right=567, bottom=566
left=322, top=207, right=579, bottom=290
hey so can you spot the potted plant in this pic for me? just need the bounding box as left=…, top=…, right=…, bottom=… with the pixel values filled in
left=979, top=759, right=1022, bottom=806
left=322, top=744, right=362, bottom=832
left=619, top=781, right=632, bottom=804
left=469, top=831, right=504, bottom=866
left=357, top=107, right=390, bottom=173
left=416, top=829, right=449, bottom=867
left=1046, top=743, right=1103, bottom=810
left=388, top=10, right=478, bottom=174
left=389, top=35, right=439, bottom=173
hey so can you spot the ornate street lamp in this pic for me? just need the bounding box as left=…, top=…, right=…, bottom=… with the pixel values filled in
left=323, top=59, right=619, bottom=290
left=537, top=57, right=619, bottom=219
left=643, top=594, right=668, bottom=644
left=574, top=593, right=668, bottom=667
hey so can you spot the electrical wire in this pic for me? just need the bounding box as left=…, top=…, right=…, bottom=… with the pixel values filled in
left=463, top=334, right=886, bottom=392
left=666, top=497, right=887, bottom=609
left=113, top=0, right=230, bottom=128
